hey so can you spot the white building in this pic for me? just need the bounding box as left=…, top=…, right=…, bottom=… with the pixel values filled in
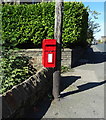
left=1, top=0, right=53, bottom=4
left=101, top=36, right=106, bottom=42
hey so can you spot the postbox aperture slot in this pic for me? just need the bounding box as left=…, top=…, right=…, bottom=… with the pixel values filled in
left=46, top=45, right=56, bottom=46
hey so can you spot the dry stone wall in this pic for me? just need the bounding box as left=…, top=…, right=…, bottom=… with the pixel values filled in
left=16, top=48, right=86, bottom=69
left=15, top=49, right=43, bottom=71
left=1, top=67, right=54, bottom=118
left=61, top=49, right=72, bottom=67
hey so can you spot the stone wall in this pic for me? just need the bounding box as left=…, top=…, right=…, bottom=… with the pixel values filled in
left=1, top=67, right=54, bottom=118
left=15, top=49, right=43, bottom=71
left=16, top=48, right=86, bottom=69
left=1, top=47, right=86, bottom=118
left=61, top=48, right=72, bottom=67
left=71, top=47, right=86, bottom=68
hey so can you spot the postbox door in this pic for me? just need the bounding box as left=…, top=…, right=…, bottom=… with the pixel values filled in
left=44, top=51, right=56, bottom=67
left=42, top=39, right=56, bottom=68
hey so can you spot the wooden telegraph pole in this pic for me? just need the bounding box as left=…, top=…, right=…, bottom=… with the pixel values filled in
left=53, top=0, right=63, bottom=100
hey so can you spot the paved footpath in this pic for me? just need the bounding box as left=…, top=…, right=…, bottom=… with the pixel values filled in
left=26, top=45, right=106, bottom=118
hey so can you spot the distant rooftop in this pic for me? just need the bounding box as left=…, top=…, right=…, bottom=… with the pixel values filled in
left=101, top=36, right=106, bottom=38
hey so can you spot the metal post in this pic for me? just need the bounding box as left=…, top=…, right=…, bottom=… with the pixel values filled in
left=53, top=0, right=63, bottom=100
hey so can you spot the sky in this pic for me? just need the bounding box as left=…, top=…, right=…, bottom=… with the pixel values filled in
left=65, top=0, right=105, bottom=40
left=83, top=2, right=104, bottom=40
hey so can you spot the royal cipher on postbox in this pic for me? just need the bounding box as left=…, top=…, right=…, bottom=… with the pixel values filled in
left=42, top=39, right=57, bottom=68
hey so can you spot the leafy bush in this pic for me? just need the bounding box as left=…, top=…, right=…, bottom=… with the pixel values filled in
left=0, top=50, right=36, bottom=94
left=2, top=2, right=88, bottom=49
left=61, top=66, right=70, bottom=73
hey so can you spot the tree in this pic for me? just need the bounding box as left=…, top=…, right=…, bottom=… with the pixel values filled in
left=87, top=7, right=101, bottom=44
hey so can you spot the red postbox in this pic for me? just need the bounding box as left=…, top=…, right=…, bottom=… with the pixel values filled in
left=42, top=39, right=57, bottom=68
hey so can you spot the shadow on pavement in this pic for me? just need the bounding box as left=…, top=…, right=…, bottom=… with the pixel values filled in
left=24, top=95, right=52, bottom=119
left=60, top=80, right=106, bottom=98
left=60, top=76, right=81, bottom=92
left=73, top=47, right=106, bottom=67
left=23, top=76, right=81, bottom=119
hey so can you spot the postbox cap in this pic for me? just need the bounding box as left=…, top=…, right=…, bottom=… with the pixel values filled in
left=42, top=39, right=56, bottom=49
left=43, top=39, right=56, bottom=45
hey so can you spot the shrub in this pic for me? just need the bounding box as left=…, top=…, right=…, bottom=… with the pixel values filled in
left=0, top=49, right=36, bottom=94
left=2, top=2, right=88, bottom=49
left=61, top=66, right=70, bottom=73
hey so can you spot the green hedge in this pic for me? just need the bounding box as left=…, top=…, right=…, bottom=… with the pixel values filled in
left=63, top=2, right=88, bottom=47
left=2, top=2, right=88, bottom=49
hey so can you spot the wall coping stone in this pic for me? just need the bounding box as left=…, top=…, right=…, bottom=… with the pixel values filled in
left=14, top=48, right=73, bottom=52
left=61, top=48, right=72, bottom=52
left=14, top=48, right=42, bottom=52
